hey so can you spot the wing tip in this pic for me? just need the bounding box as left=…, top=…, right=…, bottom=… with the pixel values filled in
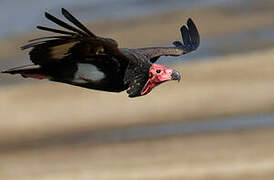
left=60, top=8, right=96, bottom=37
left=187, top=18, right=194, bottom=25
left=1, top=69, right=8, bottom=73
left=2, top=68, right=16, bottom=74
left=180, top=25, right=188, bottom=32
left=21, top=45, right=28, bottom=50
left=61, top=8, right=69, bottom=15
left=1, top=69, right=18, bottom=74
left=44, top=11, right=51, bottom=18
left=186, top=18, right=200, bottom=48
left=175, top=17, right=200, bottom=52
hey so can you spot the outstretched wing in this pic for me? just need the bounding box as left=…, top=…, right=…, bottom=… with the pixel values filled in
left=136, top=18, right=200, bottom=63
left=22, top=8, right=130, bottom=66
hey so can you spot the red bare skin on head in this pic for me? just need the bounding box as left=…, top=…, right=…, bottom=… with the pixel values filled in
left=141, top=64, right=179, bottom=96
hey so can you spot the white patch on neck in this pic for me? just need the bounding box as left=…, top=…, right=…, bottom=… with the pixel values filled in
left=74, top=63, right=105, bottom=83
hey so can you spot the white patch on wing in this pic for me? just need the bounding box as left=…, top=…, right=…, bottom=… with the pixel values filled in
left=74, top=63, right=105, bottom=83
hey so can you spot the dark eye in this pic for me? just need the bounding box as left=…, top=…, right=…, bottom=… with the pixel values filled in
left=156, top=69, right=161, bottom=73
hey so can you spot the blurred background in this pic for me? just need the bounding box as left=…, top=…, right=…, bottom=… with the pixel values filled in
left=1, top=0, right=274, bottom=179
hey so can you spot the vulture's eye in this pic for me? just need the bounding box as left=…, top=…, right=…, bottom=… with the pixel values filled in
left=156, top=69, right=161, bottom=74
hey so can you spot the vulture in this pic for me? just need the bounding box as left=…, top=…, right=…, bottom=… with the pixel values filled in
left=2, top=8, right=200, bottom=97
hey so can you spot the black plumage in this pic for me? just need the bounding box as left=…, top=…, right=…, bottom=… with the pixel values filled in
left=2, top=8, right=200, bottom=97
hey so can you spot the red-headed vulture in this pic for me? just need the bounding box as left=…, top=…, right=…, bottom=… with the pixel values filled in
left=2, top=8, right=200, bottom=98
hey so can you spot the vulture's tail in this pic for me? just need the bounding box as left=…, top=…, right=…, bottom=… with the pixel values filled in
left=2, top=65, right=50, bottom=79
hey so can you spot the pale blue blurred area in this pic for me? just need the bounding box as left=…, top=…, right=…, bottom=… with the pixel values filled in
left=0, top=0, right=240, bottom=39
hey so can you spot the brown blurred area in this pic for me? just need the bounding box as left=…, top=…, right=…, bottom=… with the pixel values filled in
left=0, top=0, right=274, bottom=179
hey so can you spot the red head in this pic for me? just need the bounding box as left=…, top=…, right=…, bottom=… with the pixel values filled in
left=141, top=64, right=181, bottom=96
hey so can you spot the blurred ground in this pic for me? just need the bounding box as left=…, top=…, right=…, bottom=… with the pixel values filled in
left=0, top=0, right=274, bottom=179
left=1, top=129, right=274, bottom=180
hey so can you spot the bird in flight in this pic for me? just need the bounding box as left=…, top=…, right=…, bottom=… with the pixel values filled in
left=2, top=8, right=200, bottom=97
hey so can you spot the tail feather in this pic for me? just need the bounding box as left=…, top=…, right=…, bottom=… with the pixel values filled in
left=2, top=65, right=50, bottom=79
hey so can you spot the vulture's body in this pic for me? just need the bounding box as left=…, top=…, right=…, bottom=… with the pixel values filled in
left=2, top=8, right=200, bottom=97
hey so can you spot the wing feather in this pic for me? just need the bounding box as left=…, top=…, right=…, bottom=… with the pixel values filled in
left=36, top=26, right=77, bottom=36
left=28, top=36, right=73, bottom=42
left=136, top=18, right=200, bottom=63
left=45, top=12, right=87, bottom=36
left=187, top=18, right=200, bottom=49
left=61, top=8, right=96, bottom=37
left=21, top=8, right=130, bottom=66
left=180, top=25, right=191, bottom=47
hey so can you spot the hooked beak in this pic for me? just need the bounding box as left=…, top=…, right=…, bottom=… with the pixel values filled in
left=171, top=70, right=181, bottom=82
